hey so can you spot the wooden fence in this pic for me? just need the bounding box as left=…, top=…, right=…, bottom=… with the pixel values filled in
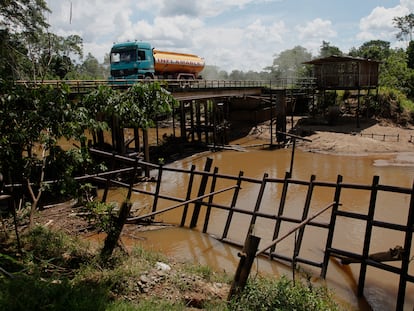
left=89, top=149, right=414, bottom=310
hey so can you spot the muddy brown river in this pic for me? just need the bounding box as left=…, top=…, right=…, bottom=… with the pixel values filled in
left=104, top=146, right=414, bottom=311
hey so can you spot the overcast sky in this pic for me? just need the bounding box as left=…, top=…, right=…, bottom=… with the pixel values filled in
left=46, top=0, right=414, bottom=72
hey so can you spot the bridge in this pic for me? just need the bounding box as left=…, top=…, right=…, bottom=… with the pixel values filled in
left=16, top=79, right=316, bottom=157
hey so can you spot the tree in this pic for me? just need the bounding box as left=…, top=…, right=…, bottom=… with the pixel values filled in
left=379, top=48, right=411, bottom=92
left=267, top=46, right=312, bottom=79
left=0, top=1, right=83, bottom=81
left=25, top=33, right=83, bottom=80
left=78, top=53, right=107, bottom=79
left=407, top=40, right=414, bottom=69
left=0, top=82, right=106, bottom=227
left=0, top=0, right=50, bottom=80
left=348, top=40, right=390, bottom=61
left=0, top=0, right=50, bottom=35
left=393, top=13, right=414, bottom=42
left=319, top=41, right=342, bottom=58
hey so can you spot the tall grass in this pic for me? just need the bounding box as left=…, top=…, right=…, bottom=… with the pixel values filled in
left=0, top=226, right=345, bottom=310
left=228, top=275, right=342, bottom=311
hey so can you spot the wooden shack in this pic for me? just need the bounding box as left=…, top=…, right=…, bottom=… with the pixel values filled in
left=304, top=55, right=380, bottom=90
left=304, top=55, right=380, bottom=127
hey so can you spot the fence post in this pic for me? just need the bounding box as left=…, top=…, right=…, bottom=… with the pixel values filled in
left=248, top=173, right=268, bottom=229
left=222, top=171, right=244, bottom=239
left=321, top=174, right=343, bottom=278
left=100, top=200, right=132, bottom=260
left=180, top=165, right=196, bottom=227
left=151, top=164, right=163, bottom=214
left=203, top=167, right=219, bottom=233
left=190, top=158, right=213, bottom=228
left=270, top=171, right=291, bottom=254
left=358, top=175, right=379, bottom=297
left=228, top=234, right=261, bottom=301
left=396, top=181, right=414, bottom=310
left=294, top=175, right=316, bottom=260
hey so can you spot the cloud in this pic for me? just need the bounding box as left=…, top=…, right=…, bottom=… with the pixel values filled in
left=297, top=18, right=337, bottom=40
left=48, top=0, right=133, bottom=41
left=400, top=0, right=414, bottom=12
left=357, top=5, right=408, bottom=42
left=159, top=0, right=201, bottom=17
left=118, top=15, right=204, bottom=50
left=293, top=18, right=337, bottom=55
left=45, top=0, right=410, bottom=72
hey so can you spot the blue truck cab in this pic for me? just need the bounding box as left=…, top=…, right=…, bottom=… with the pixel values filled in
left=109, top=41, right=155, bottom=81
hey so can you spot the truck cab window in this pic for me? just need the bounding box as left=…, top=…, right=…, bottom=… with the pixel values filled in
left=111, top=52, right=120, bottom=63
left=138, top=50, right=146, bottom=61
left=121, top=51, right=132, bottom=62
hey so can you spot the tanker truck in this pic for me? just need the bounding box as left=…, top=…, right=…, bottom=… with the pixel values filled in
left=108, top=41, right=205, bottom=82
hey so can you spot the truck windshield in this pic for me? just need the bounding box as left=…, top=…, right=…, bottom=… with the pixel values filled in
left=110, top=49, right=136, bottom=63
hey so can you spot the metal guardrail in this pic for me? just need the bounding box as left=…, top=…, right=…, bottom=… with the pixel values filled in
left=15, top=78, right=316, bottom=92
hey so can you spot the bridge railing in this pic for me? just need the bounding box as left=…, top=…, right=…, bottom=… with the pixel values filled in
left=15, top=78, right=316, bottom=93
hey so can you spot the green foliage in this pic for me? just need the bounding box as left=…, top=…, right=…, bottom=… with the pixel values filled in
left=319, top=41, right=343, bottom=58
left=111, top=82, right=176, bottom=129
left=130, top=246, right=167, bottom=265
left=407, top=40, right=414, bottom=69
left=393, top=13, right=414, bottom=42
left=0, top=274, right=110, bottom=311
left=267, top=46, right=313, bottom=79
left=0, top=0, right=50, bottom=35
left=379, top=49, right=412, bottom=93
left=106, top=299, right=186, bottom=311
left=348, top=40, right=391, bottom=61
left=84, top=201, right=117, bottom=233
left=22, top=226, right=91, bottom=268
left=372, top=87, right=414, bottom=120
left=228, top=275, right=340, bottom=311
left=0, top=82, right=104, bottom=185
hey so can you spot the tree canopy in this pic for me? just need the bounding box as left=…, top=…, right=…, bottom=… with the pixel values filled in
left=393, top=13, right=414, bottom=42
left=267, top=46, right=312, bottom=80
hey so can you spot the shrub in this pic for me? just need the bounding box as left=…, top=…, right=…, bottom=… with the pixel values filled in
left=228, top=275, right=341, bottom=311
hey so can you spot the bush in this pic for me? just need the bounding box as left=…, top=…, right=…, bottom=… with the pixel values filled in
left=228, top=275, right=341, bottom=311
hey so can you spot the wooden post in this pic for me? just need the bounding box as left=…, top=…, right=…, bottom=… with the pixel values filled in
left=358, top=175, right=379, bottom=297
left=179, top=101, right=187, bottom=142
left=396, top=181, right=414, bottom=311
left=190, top=102, right=195, bottom=142
left=151, top=165, right=163, bottom=214
left=204, top=101, right=209, bottom=144
left=180, top=165, right=196, bottom=227
left=196, top=101, right=202, bottom=142
left=289, top=138, right=296, bottom=176
left=189, top=158, right=213, bottom=228
left=133, top=128, right=140, bottom=152
left=228, top=234, right=261, bottom=301
left=101, top=152, right=116, bottom=203
left=294, top=175, right=316, bottom=260
left=270, top=171, right=291, bottom=254
left=143, top=129, right=150, bottom=178
left=100, top=200, right=132, bottom=260
left=203, top=167, right=219, bottom=233
left=248, top=173, right=268, bottom=229
left=222, top=171, right=244, bottom=239
left=321, top=175, right=343, bottom=278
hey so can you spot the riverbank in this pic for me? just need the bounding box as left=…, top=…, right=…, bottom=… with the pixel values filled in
left=242, top=116, right=414, bottom=164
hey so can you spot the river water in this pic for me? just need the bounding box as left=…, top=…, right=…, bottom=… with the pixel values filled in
left=108, top=144, right=414, bottom=311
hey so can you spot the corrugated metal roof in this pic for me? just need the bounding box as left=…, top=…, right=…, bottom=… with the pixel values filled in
left=304, top=55, right=381, bottom=65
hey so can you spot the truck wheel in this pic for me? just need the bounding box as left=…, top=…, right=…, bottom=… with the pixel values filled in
left=179, top=77, right=194, bottom=88
left=144, top=75, right=153, bottom=82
